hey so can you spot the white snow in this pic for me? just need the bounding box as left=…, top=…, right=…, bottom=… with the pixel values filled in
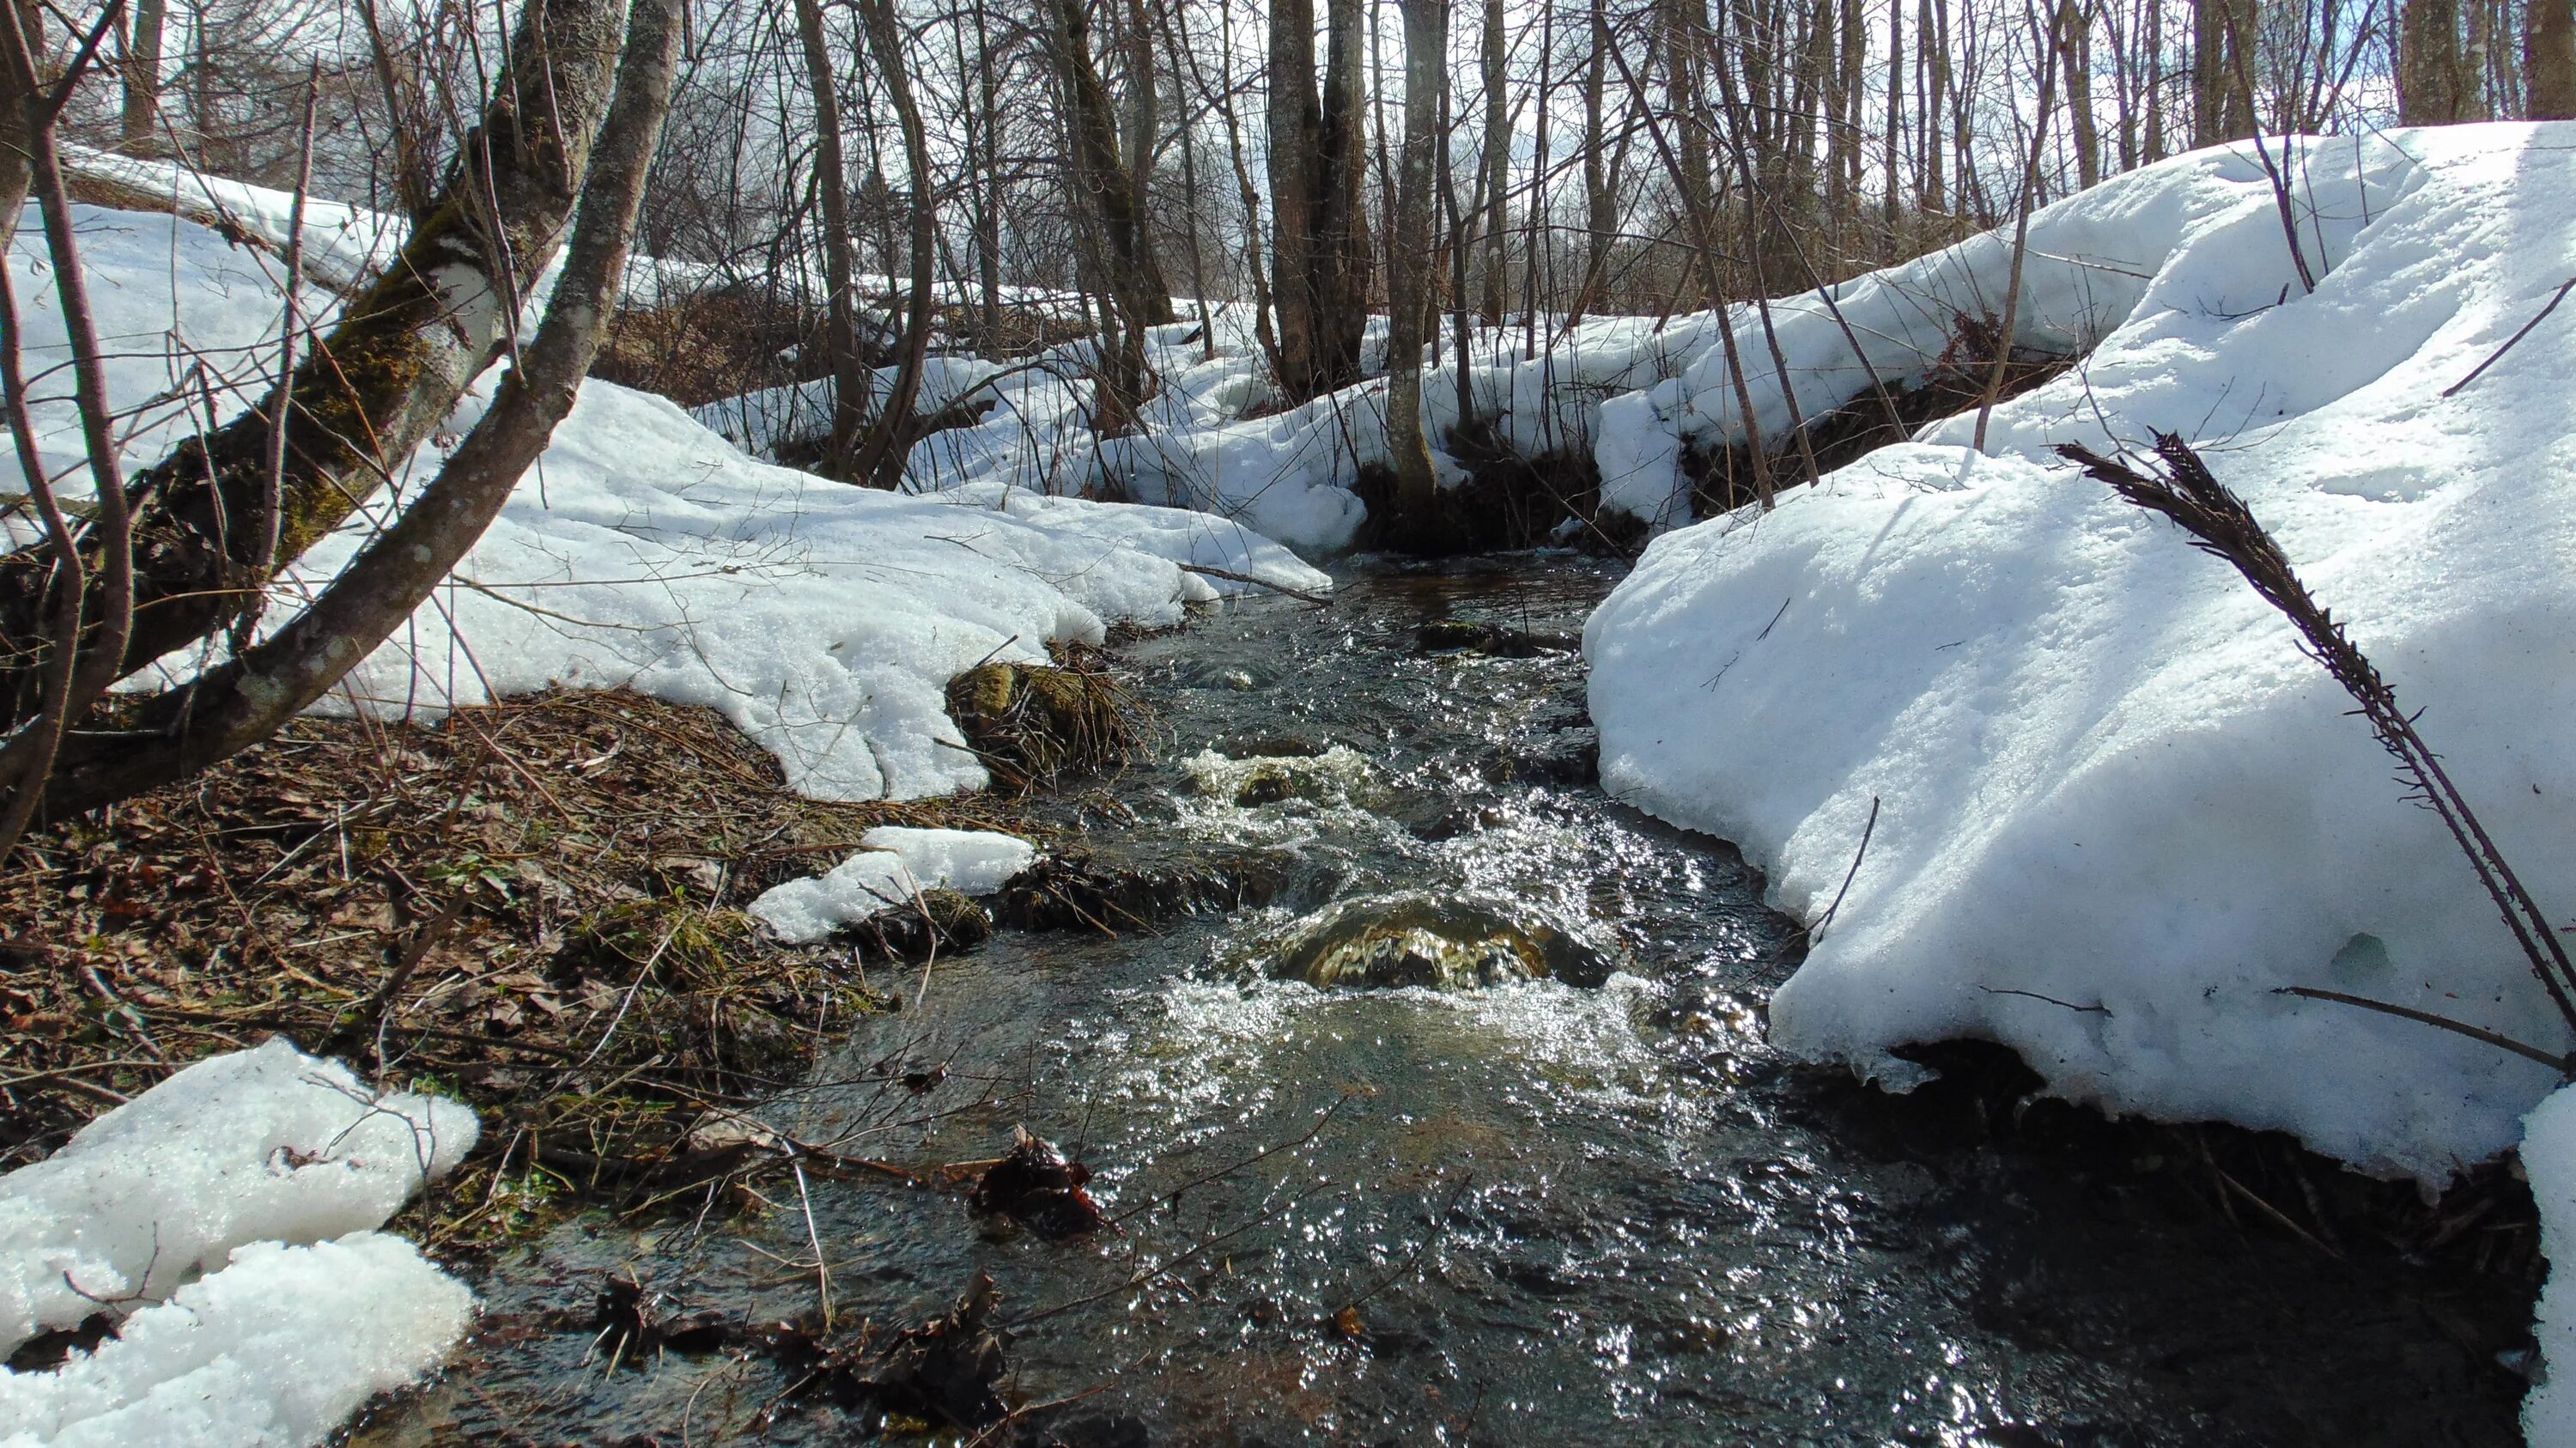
left=0, top=1042, right=477, bottom=1447
left=0, top=1232, right=473, bottom=1448
left=2527, top=1088, right=2576, bottom=1447
left=0, top=1039, right=476, bottom=1351
left=1586, top=123, right=2576, bottom=1183
left=750, top=825, right=1037, bottom=943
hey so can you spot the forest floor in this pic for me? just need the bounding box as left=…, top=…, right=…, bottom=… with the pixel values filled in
left=0, top=687, right=1048, bottom=1264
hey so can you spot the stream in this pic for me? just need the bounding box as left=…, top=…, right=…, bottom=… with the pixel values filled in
left=365, top=555, right=2528, bottom=1446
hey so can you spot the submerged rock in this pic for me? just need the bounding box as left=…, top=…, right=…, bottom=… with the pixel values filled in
left=1415, top=618, right=1580, bottom=656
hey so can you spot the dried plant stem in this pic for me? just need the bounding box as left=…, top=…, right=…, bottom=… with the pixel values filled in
left=2062, top=433, right=2576, bottom=1049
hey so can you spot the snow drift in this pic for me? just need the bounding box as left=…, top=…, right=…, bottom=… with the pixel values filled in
left=1586, top=123, right=2576, bottom=1181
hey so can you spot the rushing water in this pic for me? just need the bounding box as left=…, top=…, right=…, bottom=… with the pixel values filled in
left=366, top=556, right=2527, bottom=1447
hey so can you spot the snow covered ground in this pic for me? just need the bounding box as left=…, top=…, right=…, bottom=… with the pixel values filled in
left=0, top=1042, right=477, bottom=1447
left=5, top=201, right=1328, bottom=804
left=1588, top=123, right=2576, bottom=1184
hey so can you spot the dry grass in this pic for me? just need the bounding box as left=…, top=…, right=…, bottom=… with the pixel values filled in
left=943, top=642, right=1147, bottom=792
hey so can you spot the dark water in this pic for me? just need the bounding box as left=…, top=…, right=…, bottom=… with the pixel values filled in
left=363, top=556, right=2528, bottom=1447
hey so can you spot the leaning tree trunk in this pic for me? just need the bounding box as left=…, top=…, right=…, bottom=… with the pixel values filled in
left=0, top=0, right=629, bottom=737
left=37, top=0, right=683, bottom=818
left=1384, top=0, right=1445, bottom=548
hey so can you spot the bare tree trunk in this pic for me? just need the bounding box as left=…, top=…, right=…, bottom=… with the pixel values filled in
left=2143, top=0, right=2166, bottom=157
left=2530, top=0, right=2576, bottom=114
left=1577, top=0, right=1616, bottom=315
left=1882, top=0, right=1902, bottom=241
left=1386, top=0, right=1446, bottom=545
left=37, top=0, right=683, bottom=818
left=118, top=0, right=166, bottom=155
left=1666, top=0, right=1717, bottom=306
left=2059, top=0, right=2099, bottom=186
left=967, top=0, right=1005, bottom=345
left=848, top=0, right=938, bottom=486
left=1918, top=0, right=1947, bottom=212
left=2403, top=0, right=2470, bottom=120
left=0, top=0, right=630, bottom=733
left=792, top=0, right=872, bottom=478
left=1049, top=0, right=1176, bottom=333
left=1268, top=0, right=1371, bottom=399
left=1479, top=0, right=1510, bottom=323
left=0, top=0, right=33, bottom=235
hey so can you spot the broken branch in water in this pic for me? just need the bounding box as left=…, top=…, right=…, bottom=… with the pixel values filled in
left=1178, top=562, right=1334, bottom=605
left=2061, top=432, right=2576, bottom=1055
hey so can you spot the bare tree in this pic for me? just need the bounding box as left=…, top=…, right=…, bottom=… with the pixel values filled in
left=1269, top=0, right=1372, bottom=400
left=1385, top=0, right=1446, bottom=542
left=2532, top=0, right=2576, bottom=114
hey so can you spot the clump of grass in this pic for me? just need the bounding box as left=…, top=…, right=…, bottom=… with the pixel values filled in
left=945, top=642, right=1145, bottom=790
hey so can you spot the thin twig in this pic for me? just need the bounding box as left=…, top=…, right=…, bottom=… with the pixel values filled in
left=2444, top=277, right=2576, bottom=399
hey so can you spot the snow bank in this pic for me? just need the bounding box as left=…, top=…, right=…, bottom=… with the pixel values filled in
left=0, top=1232, right=472, bottom=1448
left=6, top=206, right=1330, bottom=804
left=1586, top=123, right=2576, bottom=1181
left=751, top=825, right=1037, bottom=943
left=0, top=1038, right=476, bottom=1350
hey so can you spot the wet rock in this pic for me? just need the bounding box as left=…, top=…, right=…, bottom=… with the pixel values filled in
left=971, top=1127, right=1108, bottom=1239
left=1267, top=891, right=1623, bottom=989
left=591, top=1274, right=732, bottom=1365
left=1224, top=734, right=1329, bottom=758
left=1184, top=745, right=1377, bottom=808
left=1234, top=768, right=1297, bottom=806
left=1496, top=726, right=1600, bottom=786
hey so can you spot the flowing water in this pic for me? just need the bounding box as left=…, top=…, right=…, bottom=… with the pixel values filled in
left=367, top=556, right=2528, bottom=1447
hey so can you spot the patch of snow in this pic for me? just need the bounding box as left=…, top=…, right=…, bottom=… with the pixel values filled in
left=750, top=825, right=1037, bottom=943
left=2526, top=1088, right=2576, bottom=1446
left=1586, top=124, right=2576, bottom=1182
left=0, top=1038, right=477, bottom=1354
left=0, top=1231, right=472, bottom=1448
